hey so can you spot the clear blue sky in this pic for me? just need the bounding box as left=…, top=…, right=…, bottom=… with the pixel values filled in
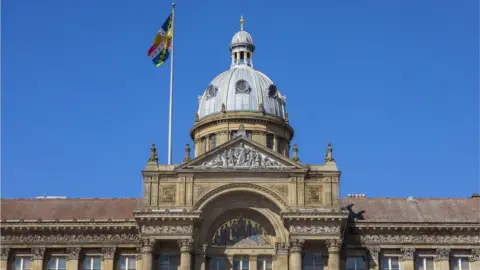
left=2, top=0, right=478, bottom=199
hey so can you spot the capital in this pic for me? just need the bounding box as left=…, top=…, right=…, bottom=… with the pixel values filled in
left=178, top=239, right=194, bottom=253
left=141, top=238, right=156, bottom=253
left=66, top=247, right=81, bottom=261
left=289, top=239, right=305, bottom=253
left=435, top=248, right=450, bottom=262
left=326, top=239, right=343, bottom=253
left=366, top=245, right=381, bottom=263
left=31, top=248, right=46, bottom=260
left=0, top=248, right=10, bottom=260
left=102, top=247, right=116, bottom=260
left=275, top=242, right=289, bottom=256
left=469, top=248, right=480, bottom=262
left=400, top=248, right=415, bottom=261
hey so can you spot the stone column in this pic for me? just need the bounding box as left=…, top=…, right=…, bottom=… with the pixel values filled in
left=102, top=247, right=116, bottom=270
left=136, top=248, right=143, bottom=270
left=289, top=239, right=304, bottom=270
left=67, top=248, right=81, bottom=270
left=366, top=246, right=381, bottom=270
left=178, top=239, right=194, bottom=270
left=31, top=248, right=45, bottom=270
left=274, top=243, right=289, bottom=270
left=249, top=255, right=257, bottom=270
left=194, top=244, right=208, bottom=270
left=435, top=248, right=450, bottom=270
left=326, top=239, right=342, bottom=270
left=141, top=239, right=156, bottom=270
left=0, top=247, right=10, bottom=270
left=470, top=249, right=480, bottom=270
left=400, top=248, right=415, bottom=270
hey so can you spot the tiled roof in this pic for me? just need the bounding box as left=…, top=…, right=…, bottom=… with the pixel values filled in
left=1, top=197, right=478, bottom=223
left=0, top=198, right=141, bottom=221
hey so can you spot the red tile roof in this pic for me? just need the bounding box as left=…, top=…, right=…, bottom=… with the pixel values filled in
left=1, top=197, right=478, bottom=223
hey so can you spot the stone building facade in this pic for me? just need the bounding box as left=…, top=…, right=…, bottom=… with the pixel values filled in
left=1, top=18, right=479, bottom=270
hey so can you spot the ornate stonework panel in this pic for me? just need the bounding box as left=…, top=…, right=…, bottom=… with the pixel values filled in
left=211, top=216, right=273, bottom=247
left=1, top=232, right=140, bottom=245
left=193, top=184, right=217, bottom=201
left=305, top=185, right=322, bottom=203
left=160, top=185, right=176, bottom=203
left=262, top=184, right=288, bottom=200
left=141, top=225, right=193, bottom=235
left=358, top=234, right=479, bottom=245
left=187, top=142, right=295, bottom=170
left=288, top=225, right=340, bottom=234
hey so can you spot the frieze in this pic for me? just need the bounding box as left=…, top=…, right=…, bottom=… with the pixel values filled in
left=400, top=248, right=415, bottom=261
left=1, top=232, right=140, bottom=245
left=0, top=248, right=10, bottom=260
left=141, top=225, right=193, bottom=235
left=66, top=247, right=81, bottom=260
left=358, top=234, right=479, bottom=245
left=288, top=225, right=340, bottom=234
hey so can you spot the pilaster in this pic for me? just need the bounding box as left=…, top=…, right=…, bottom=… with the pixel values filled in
left=178, top=239, right=194, bottom=270
left=289, top=239, right=304, bottom=270
left=435, top=248, right=450, bottom=270
left=274, top=243, right=289, bottom=270
left=366, top=246, right=380, bottom=270
left=249, top=255, right=257, bottom=270
left=136, top=248, right=143, bottom=270
left=142, top=239, right=156, bottom=270
left=0, top=247, right=10, bottom=270
left=400, top=248, right=415, bottom=270
left=67, top=247, right=81, bottom=270
left=326, top=239, right=342, bottom=270
left=102, top=247, right=116, bottom=270
left=31, top=248, right=45, bottom=270
left=469, top=249, right=480, bottom=270
left=194, top=244, right=208, bottom=270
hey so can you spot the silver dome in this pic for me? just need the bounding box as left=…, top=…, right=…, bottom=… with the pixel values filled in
left=197, top=65, right=287, bottom=119
left=230, top=30, right=254, bottom=47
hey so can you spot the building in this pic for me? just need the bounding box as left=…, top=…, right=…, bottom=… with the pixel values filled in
left=1, top=17, right=479, bottom=270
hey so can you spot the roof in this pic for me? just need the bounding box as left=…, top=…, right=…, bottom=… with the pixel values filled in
left=1, top=197, right=478, bottom=223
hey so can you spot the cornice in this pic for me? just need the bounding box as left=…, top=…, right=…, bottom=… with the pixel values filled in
left=0, top=220, right=136, bottom=227
left=133, top=210, right=202, bottom=221
left=281, top=209, right=348, bottom=221
left=348, top=222, right=480, bottom=231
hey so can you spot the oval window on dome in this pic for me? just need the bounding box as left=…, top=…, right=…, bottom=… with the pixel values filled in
left=205, top=84, right=218, bottom=99
left=268, top=84, right=278, bottom=98
left=235, top=80, right=251, bottom=94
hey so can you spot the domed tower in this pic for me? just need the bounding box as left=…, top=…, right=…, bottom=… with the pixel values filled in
left=191, top=17, right=294, bottom=158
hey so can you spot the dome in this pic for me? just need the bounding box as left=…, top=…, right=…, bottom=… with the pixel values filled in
left=230, top=30, right=254, bottom=48
left=197, top=65, right=287, bottom=119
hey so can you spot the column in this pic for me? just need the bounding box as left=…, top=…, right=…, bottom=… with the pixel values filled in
left=326, top=239, right=342, bottom=270
left=274, top=243, right=289, bottom=270
left=435, top=248, right=450, bottom=270
left=102, top=247, right=116, bottom=270
left=0, top=248, right=10, bottom=270
left=400, top=248, right=415, bottom=270
left=249, top=255, right=257, bottom=270
left=194, top=244, right=208, bottom=270
left=178, top=239, right=194, bottom=270
left=470, top=249, right=480, bottom=270
left=67, top=248, right=81, bottom=270
left=136, top=248, right=143, bottom=270
left=31, top=248, right=45, bottom=270
left=289, top=239, right=304, bottom=270
left=366, top=246, right=381, bottom=270
left=141, top=239, right=156, bottom=270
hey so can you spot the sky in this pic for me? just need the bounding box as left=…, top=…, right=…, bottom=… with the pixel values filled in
left=1, top=0, right=478, bottom=199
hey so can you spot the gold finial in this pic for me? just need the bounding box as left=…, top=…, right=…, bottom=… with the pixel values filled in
left=240, top=15, right=244, bottom=31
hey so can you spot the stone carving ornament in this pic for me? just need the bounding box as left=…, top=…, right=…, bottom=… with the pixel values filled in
left=275, top=242, right=289, bottom=256
left=470, top=249, right=480, bottom=262
left=141, top=238, right=156, bottom=253
left=190, top=142, right=292, bottom=169
left=102, top=247, right=116, bottom=260
left=206, top=84, right=218, bottom=99
left=400, top=248, right=415, bottom=261
left=366, top=246, right=381, bottom=266
left=66, top=247, right=81, bottom=260
left=326, top=239, right=343, bottom=253
left=178, top=239, right=194, bottom=253
left=289, top=239, right=305, bottom=253
left=288, top=225, right=340, bottom=234
left=1, top=232, right=139, bottom=244
left=435, top=248, right=450, bottom=262
left=141, top=225, right=193, bottom=234
left=0, top=248, right=10, bottom=260
left=359, top=234, right=479, bottom=245
left=31, top=248, right=46, bottom=260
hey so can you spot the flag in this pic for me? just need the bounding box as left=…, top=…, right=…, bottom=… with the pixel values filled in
left=147, top=13, right=173, bottom=67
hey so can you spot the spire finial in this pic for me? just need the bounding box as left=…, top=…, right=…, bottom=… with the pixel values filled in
left=240, top=15, right=244, bottom=31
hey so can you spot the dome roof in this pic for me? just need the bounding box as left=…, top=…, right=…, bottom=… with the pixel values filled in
left=197, top=65, right=287, bottom=119
left=230, top=30, right=254, bottom=47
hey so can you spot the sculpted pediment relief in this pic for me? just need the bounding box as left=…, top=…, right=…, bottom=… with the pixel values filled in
left=181, top=137, right=300, bottom=170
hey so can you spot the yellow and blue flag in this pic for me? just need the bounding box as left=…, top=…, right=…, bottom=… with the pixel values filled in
left=147, top=13, right=173, bottom=67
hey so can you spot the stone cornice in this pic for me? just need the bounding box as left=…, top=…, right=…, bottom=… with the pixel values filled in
left=350, top=224, right=480, bottom=233
left=281, top=209, right=348, bottom=221
left=1, top=230, right=140, bottom=245
left=133, top=210, right=202, bottom=221
left=0, top=220, right=136, bottom=227
left=347, top=233, right=479, bottom=245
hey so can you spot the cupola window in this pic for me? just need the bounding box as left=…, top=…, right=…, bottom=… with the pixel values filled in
left=235, top=80, right=251, bottom=94
left=268, top=84, right=278, bottom=98
left=209, top=134, right=217, bottom=150
left=205, top=84, right=218, bottom=100
left=266, top=134, right=274, bottom=149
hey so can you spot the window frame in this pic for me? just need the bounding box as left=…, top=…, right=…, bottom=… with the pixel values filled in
left=210, top=256, right=229, bottom=270
left=46, top=256, right=67, bottom=270
left=117, top=255, right=137, bottom=270
left=380, top=255, right=400, bottom=270
left=158, top=253, right=179, bottom=270
left=415, top=256, right=435, bottom=270
left=233, top=255, right=249, bottom=270
left=256, top=255, right=272, bottom=270
left=346, top=256, right=366, bottom=270
left=12, top=256, right=33, bottom=270
left=450, top=256, right=470, bottom=270
left=302, top=252, right=324, bottom=270
left=83, top=255, right=102, bottom=270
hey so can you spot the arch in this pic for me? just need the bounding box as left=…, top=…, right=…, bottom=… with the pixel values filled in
left=193, top=183, right=289, bottom=211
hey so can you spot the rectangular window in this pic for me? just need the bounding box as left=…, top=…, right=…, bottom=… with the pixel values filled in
left=233, top=256, right=249, bottom=270
left=347, top=257, right=365, bottom=270
left=210, top=134, right=217, bottom=150
left=83, top=256, right=102, bottom=270
left=256, top=256, right=272, bottom=270
left=47, top=257, right=67, bottom=270
left=210, top=256, right=229, bottom=270
left=266, top=134, right=274, bottom=149
left=13, top=257, right=33, bottom=270
left=302, top=252, right=323, bottom=270
left=381, top=256, right=400, bottom=270
left=201, top=137, right=207, bottom=153
left=159, top=254, right=179, bottom=270
left=415, top=257, right=434, bottom=270
left=117, top=256, right=136, bottom=270
left=451, top=257, right=470, bottom=270
left=246, top=131, right=252, bottom=139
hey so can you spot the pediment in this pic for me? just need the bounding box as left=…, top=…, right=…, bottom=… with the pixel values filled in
left=179, top=136, right=302, bottom=170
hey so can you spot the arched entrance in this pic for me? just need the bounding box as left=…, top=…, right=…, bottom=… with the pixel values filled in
left=195, top=189, right=289, bottom=270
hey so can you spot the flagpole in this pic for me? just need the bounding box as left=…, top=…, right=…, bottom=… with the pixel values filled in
left=167, top=2, right=175, bottom=165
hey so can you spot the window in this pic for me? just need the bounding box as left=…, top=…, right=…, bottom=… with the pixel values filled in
left=231, top=130, right=238, bottom=139
left=246, top=131, right=252, bottom=139
left=415, top=257, right=434, bottom=270
left=266, top=134, right=274, bottom=149
left=347, top=257, right=365, bottom=270
left=13, top=257, right=32, bottom=270
left=117, top=256, right=136, bottom=270
left=257, top=256, right=272, bottom=270
left=302, top=252, right=323, bottom=270
left=381, top=256, right=400, bottom=270
left=210, top=256, right=228, bottom=270
left=159, top=254, right=179, bottom=270
left=233, top=256, right=249, bottom=270
left=210, top=134, right=217, bottom=150
left=83, top=256, right=101, bottom=270
left=47, top=257, right=66, bottom=270
left=451, top=257, right=470, bottom=270
left=201, top=137, right=207, bottom=153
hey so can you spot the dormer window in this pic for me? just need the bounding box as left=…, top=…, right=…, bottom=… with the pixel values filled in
left=268, top=84, right=278, bottom=98
left=235, top=80, right=251, bottom=94
left=205, top=84, right=218, bottom=99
